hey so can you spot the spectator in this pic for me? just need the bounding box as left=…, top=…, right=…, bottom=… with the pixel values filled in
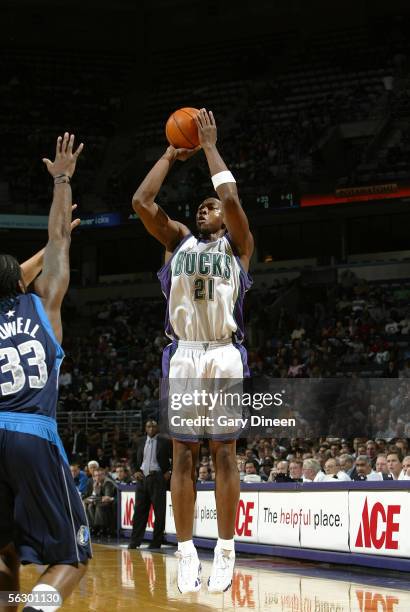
left=84, top=468, right=116, bottom=536
left=259, top=459, right=274, bottom=482
left=365, top=440, right=377, bottom=468
left=352, top=455, right=382, bottom=481
left=87, top=460, right=100, bottom=478
left=70, top=464, right=88, bottom=497
left=339, top=454, right=355, bottom=477
left=375, top=454, right=389, bottom=477
left=276, top=461, right=289, bottom=476
left=399, top=455, right=410, bottom=480
left=322, top=458, right=351, bottom=481
left=302, top=458, right=322, bottom=482
left=114, top=464, right=132, bottom=484
left=198, top=466, right=212, bottom=483
left=289, top=460, right=303, bottom=482
left=243, top=460, right=262, bottom=483
left=387, top=451, right=403, bottom=480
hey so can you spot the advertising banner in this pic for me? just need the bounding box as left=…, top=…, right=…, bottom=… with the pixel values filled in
left=258, top=491, right=301, bottom=547
left=299, top=491, right=350, bottom=552
left=349, top=491, right=410, bottom=557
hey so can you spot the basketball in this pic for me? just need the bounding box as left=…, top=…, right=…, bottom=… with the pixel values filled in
left=165, top=107, right=200, bottom=149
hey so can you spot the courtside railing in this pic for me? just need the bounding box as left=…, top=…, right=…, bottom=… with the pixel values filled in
left=56, top=410, right=142, bottom=434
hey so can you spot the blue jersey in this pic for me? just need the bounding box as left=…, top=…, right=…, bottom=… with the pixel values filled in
left=0, top=293, right=64, bottom=419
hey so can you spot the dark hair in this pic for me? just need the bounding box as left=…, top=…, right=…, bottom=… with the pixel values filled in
left=0, top=254, right=22, bottom=307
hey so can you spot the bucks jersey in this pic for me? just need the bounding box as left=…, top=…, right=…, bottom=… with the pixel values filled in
left=0, top=293, right=64, bottom=418
left=158, top=233, right=252, bottom=342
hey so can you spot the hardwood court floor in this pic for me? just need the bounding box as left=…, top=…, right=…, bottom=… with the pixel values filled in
left=19, top=543, right=410, bottom=611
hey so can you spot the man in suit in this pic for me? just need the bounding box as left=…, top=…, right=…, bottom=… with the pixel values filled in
left=84, top=468, right=117, bottom=535
left=128, top=420, right=172, bottom=549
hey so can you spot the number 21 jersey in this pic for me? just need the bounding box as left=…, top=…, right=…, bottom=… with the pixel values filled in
left=158, top=234, right=252, bottom=342
left=0, top=293, right=64, bottom=418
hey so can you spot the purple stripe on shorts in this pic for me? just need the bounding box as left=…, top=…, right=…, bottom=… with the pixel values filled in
left=161, top=340, right=178, bottom=378
left=234, top=343, right=250, bottom=378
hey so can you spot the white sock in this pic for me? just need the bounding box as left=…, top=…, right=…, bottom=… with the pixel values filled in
left=27, top=583, right=61, bottom=611
left=177, top=540, right=196, bottom=555
left=216, top=538, right=235, bottom=554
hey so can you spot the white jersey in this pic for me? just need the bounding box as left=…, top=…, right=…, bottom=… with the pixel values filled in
left=158, top=233, right=251, bottom=342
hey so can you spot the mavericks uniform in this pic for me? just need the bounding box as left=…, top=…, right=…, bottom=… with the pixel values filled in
left=158, top=233, right=252, bottom=440
left=0, top=293, right=92, bottom=565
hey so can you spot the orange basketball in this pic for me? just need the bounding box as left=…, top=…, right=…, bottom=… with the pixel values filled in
left=165, top=107, right=200, bottom=149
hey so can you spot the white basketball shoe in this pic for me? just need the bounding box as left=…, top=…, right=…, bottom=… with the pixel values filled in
left=207, top=547, right=235, bottom=593
left=175, top=549, right=202, bottom=593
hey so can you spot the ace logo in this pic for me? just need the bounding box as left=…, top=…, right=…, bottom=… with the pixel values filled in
left=123, top=496, right=135, bottom=527
left=355, top=590, right=399, bottom=612
left=235, top=500, right=255, bottom=537
left=355, top=498, right=400, bottom=550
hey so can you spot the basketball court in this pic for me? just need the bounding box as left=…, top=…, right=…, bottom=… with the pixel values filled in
left=19, top=543, right=410, bottom=611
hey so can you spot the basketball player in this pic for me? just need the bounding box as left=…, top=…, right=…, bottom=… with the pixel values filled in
left=132, top=108, right=254, bottom=593
left=0, top=133, right=91, bottom=612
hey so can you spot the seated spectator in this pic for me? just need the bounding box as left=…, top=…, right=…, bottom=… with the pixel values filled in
left=375, top=454, right=389, bottom=477
left=302, top=458, right=322, bottom=482
left=197, top=466, right=212, bottom=483
left=366, top=440, right=377, bottom=469
left=114, top=464, right=132, bottom=484
left=276, top=460, right=289, bottom=476
left=84, top=468, right=116, bottom=536
left=352, top=455, right=382, bottom=481
left=387, top=451, right=403, bottom=480
left=289, top=460, right=303, bottom=482
left=243, top=460, right=262, bottom=483
left=86, top=460, right=100, bottom=478
left=321, top=458, right=351, bottom=481
left=399, top=455, right=410, bottom=480
left=259, top=458, right=274, bottom=482
left=287, top=358, right=304, bottom=378
left=237, top=457, right=246, bottom=481
left=339, top=454, right=354, bottom=477
left=70, top=464, right=88, bottom=497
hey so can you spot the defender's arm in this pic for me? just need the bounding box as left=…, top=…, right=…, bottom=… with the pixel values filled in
left=35, top=133, right=83, bottom=343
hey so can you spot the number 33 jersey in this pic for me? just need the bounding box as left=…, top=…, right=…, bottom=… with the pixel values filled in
left=158, top=234, right=252, bottom=343
left=0, top=294, right=64, bottom=417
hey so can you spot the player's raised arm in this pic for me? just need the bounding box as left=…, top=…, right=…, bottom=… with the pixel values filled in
left=34, top=132, right=83, bottom=343
left=195, top=109, right=254, bottom=270
left=132, top=145, right=200, bottom=252
left=20, top=205, right=81, bottom=287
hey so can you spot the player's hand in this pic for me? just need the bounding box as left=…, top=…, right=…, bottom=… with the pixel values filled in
left=162, top=145, right=201, bottom=163
left=42, top=132, right=84, bottom=178
left=134, top=471, right=144, bottom=481
left=194, top=108, right=217, bottom=148
left=71, top=204, right=81, bottom=232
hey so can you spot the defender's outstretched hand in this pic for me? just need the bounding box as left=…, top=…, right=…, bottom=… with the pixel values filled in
left=42, top=132, right=84, bottom=178
left=71, top=203, right=81, bottom=231
left=194, top=108, right=217, bottom=148
left=163, top=144, right=201, bottom=163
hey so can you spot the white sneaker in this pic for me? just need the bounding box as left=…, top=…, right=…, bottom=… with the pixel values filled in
left=175, top=550, right=202, bottom=593
left=207, top=548, right=235, bottom=593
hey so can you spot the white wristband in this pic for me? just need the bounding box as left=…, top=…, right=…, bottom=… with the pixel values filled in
left=211, top=170, right=236, bottom=190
